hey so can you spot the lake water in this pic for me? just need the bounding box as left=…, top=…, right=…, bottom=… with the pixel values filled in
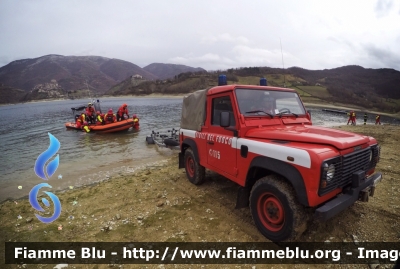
left=0, top=97, right=396, bottom=202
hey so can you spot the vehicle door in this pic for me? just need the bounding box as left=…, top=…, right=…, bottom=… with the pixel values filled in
left=206, top=94, right=238, bottom=177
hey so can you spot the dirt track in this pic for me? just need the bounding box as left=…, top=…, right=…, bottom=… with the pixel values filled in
left=1, top=125, right=399, bottom=269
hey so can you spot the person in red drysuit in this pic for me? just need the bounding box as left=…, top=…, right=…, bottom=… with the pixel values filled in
left=75, top=113, right=86, bottom=129
left=117, top=103, right=129, bottom=121
left=95, top=111, right=104, bottom=125
left=375, top=114, right=381, bottom=125
left=86, top=103, right=96, bottom=124
left=104, top=109, right=117, bottom=124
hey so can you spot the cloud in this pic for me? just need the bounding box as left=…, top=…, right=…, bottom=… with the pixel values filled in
left=375, top=0, right=394, bottom=17
left=363, top=44, right=400, bottom=70
left=1, top=0, right=400, bottom=71
left=169, top=53, right=235, bottom=70
left=201, top=33, right=249, bottom=45
left=168, top=44, right=301, bottom=71
left=231, top=45, right=281, bottom=67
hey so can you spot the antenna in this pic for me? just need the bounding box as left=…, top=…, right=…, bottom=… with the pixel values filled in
left=280, top=38, right=286, bottom=87
left=85, top=79, right=92, bottom=101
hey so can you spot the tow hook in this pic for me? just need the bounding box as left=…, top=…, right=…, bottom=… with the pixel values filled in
left=369, top=185, right=376, bottom=197
left=359, top=188, right=370, bottom=202
left=359, top=173, right=383, bottom=202
left=359, top=184, right=377, bottom=202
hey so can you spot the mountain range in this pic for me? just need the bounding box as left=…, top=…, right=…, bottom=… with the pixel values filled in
left=0, top=54, right=399, bottom=112
left=0, top=55, right=205, bottom=93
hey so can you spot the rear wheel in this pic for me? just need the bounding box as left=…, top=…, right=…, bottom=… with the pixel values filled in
left=250, top=175, right=308, bottom=242
left=184, top=148, right=205, bottom=185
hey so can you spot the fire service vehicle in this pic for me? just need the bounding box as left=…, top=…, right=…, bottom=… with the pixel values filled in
left=178, top=75, right=382, bottom=241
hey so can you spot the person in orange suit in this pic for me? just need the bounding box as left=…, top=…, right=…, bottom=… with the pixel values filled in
left=132, top=114, right=139, bottom=128
left=104, top=109, right=117, bottom=124
left=351, top=111, right=356, bottom=125
left=117, top=103, right=129, bottom=121
left=375, top=114, right=381, bottom=125
left=75, top=112, right=86, bottom=129
left=95, top=111, right=104, bottom=125
left=86, top=103, right=96, bottom=124
left=347, top=111, right=353, bottom=125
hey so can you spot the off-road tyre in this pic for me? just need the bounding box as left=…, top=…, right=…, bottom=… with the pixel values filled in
left=250, top=175, right=308, bottom=242
left=184, top=148, right=205, bottom=185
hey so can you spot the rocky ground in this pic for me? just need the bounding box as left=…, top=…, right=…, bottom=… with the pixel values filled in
left=0, top=125, right=399, bottom=269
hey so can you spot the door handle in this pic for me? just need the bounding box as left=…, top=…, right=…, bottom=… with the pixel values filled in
left=207, top=141, right=214, bottom=145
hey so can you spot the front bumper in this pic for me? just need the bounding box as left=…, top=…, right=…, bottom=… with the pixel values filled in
left=314, top=172, right=382, bottom=221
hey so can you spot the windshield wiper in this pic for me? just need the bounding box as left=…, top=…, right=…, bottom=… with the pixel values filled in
left=244, top=110, right=273, bottom=118
left=276, top=112, right=299, bottom=118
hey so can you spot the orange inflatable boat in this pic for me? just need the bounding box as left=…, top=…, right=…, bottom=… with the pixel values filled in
left=65, top=118, right=139, bottom=133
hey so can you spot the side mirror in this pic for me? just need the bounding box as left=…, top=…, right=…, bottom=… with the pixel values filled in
left=220, top=111, right=230, bottom=127
left=307, top=110, right=311, bottom=119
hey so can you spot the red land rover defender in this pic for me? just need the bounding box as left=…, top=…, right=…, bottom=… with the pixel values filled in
left=178, top=75, right=382, bottom=242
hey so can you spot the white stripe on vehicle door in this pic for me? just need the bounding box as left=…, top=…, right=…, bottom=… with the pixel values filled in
left=235, top=138, right=311, bottom=168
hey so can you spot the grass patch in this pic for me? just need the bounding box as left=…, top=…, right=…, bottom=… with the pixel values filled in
left=297, top=85, right=331, bottom=98
left=294, top=87, right=312, bottom=97
left=236, top=76, right=262, bottom=85
left=236, top=74, right=305, bottom=87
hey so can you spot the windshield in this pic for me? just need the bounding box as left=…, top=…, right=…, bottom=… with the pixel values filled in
left=235, top=88, right=306, bottom=116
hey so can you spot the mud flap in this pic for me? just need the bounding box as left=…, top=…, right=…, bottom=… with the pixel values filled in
left=178, top=152, right=184, bottom=169
left=235, top=186, right=250, bottom=209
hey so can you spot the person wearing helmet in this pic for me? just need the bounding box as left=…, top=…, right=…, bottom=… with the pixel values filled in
left=95, top=111, right=104, bottom=125
left=375, top=114, right=381, bottom=125
left=351, top=111, right=356, bottom=125
left=86, top=103, right=95, bottom=124
left=104, top=108, right=117, bottom=124
left=347, top=111, right=353, bottom=125
left=132, top=114, right=139, bottom=128
left=117, top=103, right=129, bottom=121
left=363, top=113, right=368, bottom=125
left=75, top=112, right=86, bottom=129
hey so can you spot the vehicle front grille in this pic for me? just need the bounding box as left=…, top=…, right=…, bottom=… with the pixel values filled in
left=319, top=146, right=378, bottom=196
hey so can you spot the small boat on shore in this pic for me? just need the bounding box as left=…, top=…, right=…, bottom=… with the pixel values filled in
left=146, top=128, right=179, bottom=149
left=65, top=118, right=139, bottom=133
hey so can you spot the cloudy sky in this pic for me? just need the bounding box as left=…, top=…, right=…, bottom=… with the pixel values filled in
left=1, top=0, right=399, bottom=71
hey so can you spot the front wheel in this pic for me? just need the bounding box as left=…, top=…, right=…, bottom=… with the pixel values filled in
left=250, top=175, right=308, bottom=242
left=184, top=148, right=205, bottom=185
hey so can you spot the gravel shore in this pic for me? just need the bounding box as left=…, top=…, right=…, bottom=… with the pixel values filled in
left=1, top=124, right=399, bottom=269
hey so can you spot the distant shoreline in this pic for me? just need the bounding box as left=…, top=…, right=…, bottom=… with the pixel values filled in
left=0, top=94, right=185, bottom=106
left=2, top=94, right=400, bottom=119
left=303, top=102, right=400, bottom=119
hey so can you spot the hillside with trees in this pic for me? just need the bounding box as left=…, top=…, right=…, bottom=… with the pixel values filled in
left=143, top=63, right=206, bottom=80
left=0, top=54, right=399, bottom=112
left=107, top=66, right=400, bottom=112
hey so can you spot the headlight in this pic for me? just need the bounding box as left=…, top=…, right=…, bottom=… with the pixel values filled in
left=323, top=163, right=336, bottom=182
left=369, top=150, right=373, bottom=162
left=320, top=158, right=340, bottom=191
